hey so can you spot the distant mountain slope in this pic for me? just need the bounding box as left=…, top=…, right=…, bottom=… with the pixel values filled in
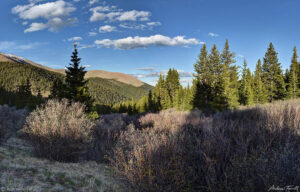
left=0, top=53, right=144, bottom=87
left=86, top=70, right=144, bottom=87
left=0, top=53, right=56, bottom=72
left=0, top=60, right=153, bottom=106
left=87, top=77, right=153, bottom=105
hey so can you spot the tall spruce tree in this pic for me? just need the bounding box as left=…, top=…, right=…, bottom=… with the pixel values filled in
left=148, top=90, right=153, bottom=112
left=175, top=85, right=185, bottom=110
left=183, top=84, right=193, bottom=110
left=49, top=78, right=65, bottom=99
left=192, top=44, right=213, bottom=110
left=262, top=43, right=286, bottom=102
left=154, top=74, right=168, bottom=110
left=254, top=59, right=267, bottom=103
left=165, top=68, right=180, bottom=107
left=209, top=44, right=227, bottom=111
left=65, top=43, right=93, bottom=110
left=239, top=59, right=254, bottom=105
left=287, top=47, right=299, bottom=99
left=220, top=39, right=239, bottom=110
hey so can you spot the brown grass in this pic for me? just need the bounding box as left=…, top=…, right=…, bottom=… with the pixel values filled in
left=2, top=98, right=300, bottom=191
left=103, top=100, right=300, bottom=192
left=23, top=99, right=95, bottom=162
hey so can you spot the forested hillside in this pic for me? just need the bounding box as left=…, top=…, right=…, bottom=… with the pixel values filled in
left=0, top=61, right=64, bottom=93
left=0, top=61, right=152, bottom=107
left=88, top=77, right=153, bottom=105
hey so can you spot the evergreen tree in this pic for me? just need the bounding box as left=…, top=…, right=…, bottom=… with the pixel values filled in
left=262, top=43, right=286, bottom=102
left=49, top=78, right=65, bottom=99
left=209, top=44, right=227, bottom=111
left=65, top=43, right=93, bottom=110
left=16, top=79, right=34, bottom=109
left=154, top=74, right=166, bottom=110
left=192, top=44, right=213, bottom=110
left=239, top=59, right=254, bottom=105
left=254, top=59, right=267, bottom=103
left=183, top=84, right=193, bottom=110
left=220, top=39, right=239, bottom=110
left=35, top=88, right=44, bottom=106
left=175, top=85, right=184, bottom=110
left=148, top=90, right=153, bottom=112
left=287, top=46, right=299, bottom=99
left=194, top=44, right=210, bottom=82
left=165, top=68, right=180, bottom=107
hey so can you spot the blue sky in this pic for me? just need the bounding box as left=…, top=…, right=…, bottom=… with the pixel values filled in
left=0, top=0, right=300, bottom=85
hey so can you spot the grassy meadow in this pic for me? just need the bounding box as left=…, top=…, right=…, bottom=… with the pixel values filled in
left=0, top=98, right=299, bottom=191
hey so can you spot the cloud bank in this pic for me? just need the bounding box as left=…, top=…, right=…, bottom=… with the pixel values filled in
left=12, top=0, right=77, bottom=33
left=99, top=25, right=117, bottom=33
left=0, top=41, right=41, bottom=51
left=89, top=6, right=151, bottom=22
left=95, top=34, right=203, bottom=50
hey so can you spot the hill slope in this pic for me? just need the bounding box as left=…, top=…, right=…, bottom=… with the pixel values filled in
left=0, top=53, right=144, bottom=87
left=0, top=61, right=153, bottom=106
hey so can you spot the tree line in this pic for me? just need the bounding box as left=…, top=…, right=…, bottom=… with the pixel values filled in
left=115, top=40, right=299, bottom=114
left=1, top=40, right=299, bottom=115
left=0, top=47, right=151, bottom=112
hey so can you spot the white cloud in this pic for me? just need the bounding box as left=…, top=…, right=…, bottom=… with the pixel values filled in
left=24, top=22, right=48, bottom=33
left=119, top=23, right=147, bottom=30
left=117, top=10, right=150, bottom=21
left=89, top=5, right=151, bottom=22
left=89, top=0, right=99, bottom=5
left=132, top=70, right=193, bottom=78
left=88, top=32, right=97, bottom=36
left=12, top=0, right=77, bottom=33
left=90, top=6, right=115, bottom=12
left=90, top=12, right=106, bottom=22
left=0, top=41, right=41, bottom=51
left=89, top=6, right=116, bottom=22
left=237, top=54, right=244, bottom=58
left=47, top=17, right=77, bottom=31
left=83, top=65, right=92, bottom=68
left=177, top=70, right=193, bottom=77
left=99, top=25, right=117, bottom=33
left=119, top=21, right=161, bottom=31
left=22, top=21, right=28, bottom=25
left=147, top=21, right=161, bottom=26
left=137, top=67, right=156, bottom=71
left=180, top=78, right=193, bottom=84
left=95, top=35, right=201, bottom=50
left=95, top=39, right=113, bottom=47
left=68, top=37, right=83, bottom=41
left=78, top=44, right=96, bottom=50
left=12, top=0, right=75, bottom=20
left=208, top=32, right=219, bottom=37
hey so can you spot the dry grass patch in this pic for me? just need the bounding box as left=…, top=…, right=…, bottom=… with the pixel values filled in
left=0, top=137, right=126, bottom=192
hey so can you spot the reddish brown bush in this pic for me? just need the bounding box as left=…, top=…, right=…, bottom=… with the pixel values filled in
left=90, top=113, right=139, bottom=162
left=108, top=100, right=300, bottom=192
left=23, top=99, right=94, bottom=162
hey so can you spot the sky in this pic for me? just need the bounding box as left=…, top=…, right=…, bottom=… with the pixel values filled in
left=0, top=0, right=300, bottom=86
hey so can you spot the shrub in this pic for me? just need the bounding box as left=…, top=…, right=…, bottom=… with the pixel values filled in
left=108, top=100, right=300, bottom=192
left=90, top=113, right=139, bottom=162
left=23, top=99, right=94, bottom=162
left=0, top=105, right=28, bottom=142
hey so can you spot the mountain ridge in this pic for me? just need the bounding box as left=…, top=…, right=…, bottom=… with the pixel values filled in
left=0, top=53, right=144, bottom=87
